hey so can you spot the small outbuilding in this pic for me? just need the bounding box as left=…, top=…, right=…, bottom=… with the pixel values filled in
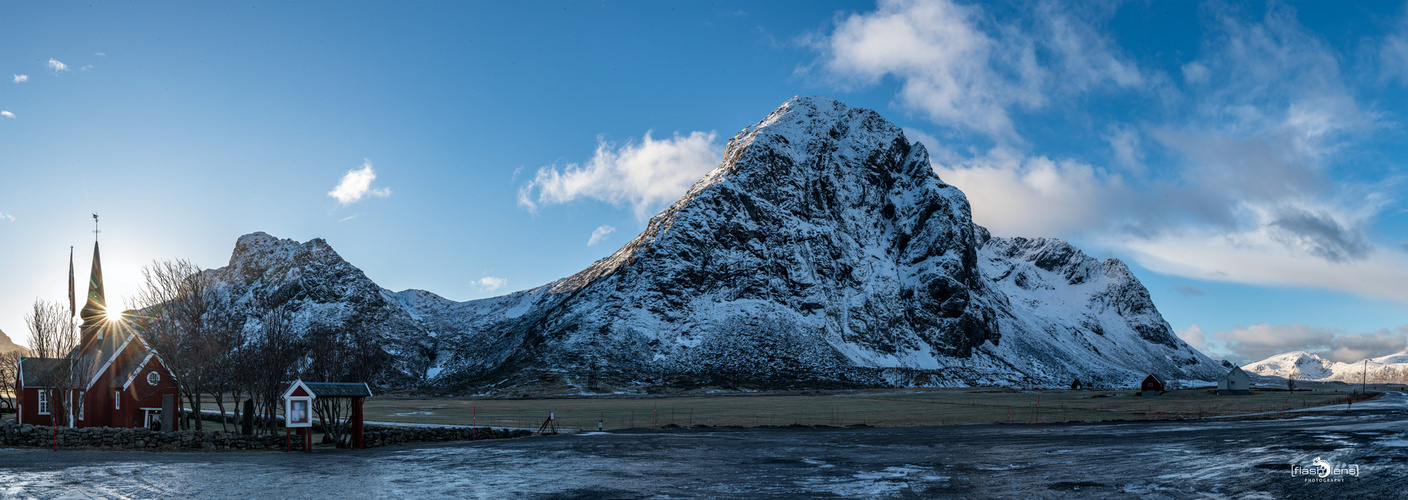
left=1070, top=378, right=1083, bottom=390
left=1140, top=374, right=1166, bottom=396
left=1217, top=366, right=1251, bottom=395
left=282, top=380, right=373, bottom=450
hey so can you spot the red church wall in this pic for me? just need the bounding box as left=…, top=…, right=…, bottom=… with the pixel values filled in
left=16, top=387, right=60, bottom=427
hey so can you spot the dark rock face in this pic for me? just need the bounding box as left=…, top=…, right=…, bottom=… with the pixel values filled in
left=206, top=96, right=1225, bottom=392
left=405, top=96, right=1224, bottom=390
left=204, top=232, right=436, bottom=386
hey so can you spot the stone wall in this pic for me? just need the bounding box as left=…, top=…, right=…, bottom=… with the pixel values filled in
left=0, top=422, right=286, bottom=450
left=0, top=422, right=534, bottom=451
left=362, top=425, right=532, bottom=448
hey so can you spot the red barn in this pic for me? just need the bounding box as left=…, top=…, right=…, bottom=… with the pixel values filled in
left=14, top=238, right=180, bottom=429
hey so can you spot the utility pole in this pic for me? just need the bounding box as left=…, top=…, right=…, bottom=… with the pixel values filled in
left=1361, top=359, right=1368, bottom=395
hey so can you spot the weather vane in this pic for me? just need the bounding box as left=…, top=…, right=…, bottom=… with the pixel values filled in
left=93, top=213, right=100, bottom=240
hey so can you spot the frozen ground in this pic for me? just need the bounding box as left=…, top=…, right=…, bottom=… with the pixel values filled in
left=1, top=392, right=1404, bottom=499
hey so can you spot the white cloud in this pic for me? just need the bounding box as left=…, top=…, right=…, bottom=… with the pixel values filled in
left=815, top=0, right=1145, bottom=140
left=1381, top=14, right=1408, bottom=85
left=46, top=58, right=67, bottom=73
left=587, top=225, right=616, bottom=247
left=820, top=0, right=1040, bottom=138
left=95, top=52, right=106, bottom=57
left=1102, top=123, right=1144, bottom=173
left=80, top=65, right=93, bottom=71
left=473, top=276, right=506, bottom=293
left=1181, top=62, right=1210, bottom=85
left=933, top=148, right=1127, bottom=238
left=12, top=74, right=27, bottom=83
left=1214, top=323, right=1408, bottom=364
left=1177, top=324, right=1207, bottom=350
left=327, top=159, right=392, bottom=206
left=518, top=131, right=722, bottom=220
left=1120, top=224, right=1408, bottom=304
left=0, top=111, right=13, bottom=119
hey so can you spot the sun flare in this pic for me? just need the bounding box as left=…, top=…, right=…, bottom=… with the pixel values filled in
left=105, top=308, right=122, bottom=322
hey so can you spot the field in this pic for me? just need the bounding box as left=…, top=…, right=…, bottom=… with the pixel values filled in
left=355, top=385, right=1390, bottom=431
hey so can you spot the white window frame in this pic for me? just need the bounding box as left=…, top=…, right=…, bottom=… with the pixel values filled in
left=38, top=390, right=50, bottom=415
left=79, top=392, right=85, bottom=420
left=115, top=390, right=120, bottom=410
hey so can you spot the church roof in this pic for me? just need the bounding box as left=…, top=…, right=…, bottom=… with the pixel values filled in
left=17, top=357, right=70, bottom=388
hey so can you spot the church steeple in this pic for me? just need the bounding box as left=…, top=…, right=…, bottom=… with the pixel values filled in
left=80, top=215, right=106, bottom=345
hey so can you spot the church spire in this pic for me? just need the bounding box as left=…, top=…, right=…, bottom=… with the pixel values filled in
left=80, top=214, right=106, bottom=344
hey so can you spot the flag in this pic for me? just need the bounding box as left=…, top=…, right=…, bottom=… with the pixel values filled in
left=68, top=246, right=76, bottom=318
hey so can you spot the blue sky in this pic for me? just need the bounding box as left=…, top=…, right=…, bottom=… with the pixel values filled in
left=2, top=1, right=1406, bottom=365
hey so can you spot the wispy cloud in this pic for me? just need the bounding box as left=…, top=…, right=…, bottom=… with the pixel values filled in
left=587, top=225, right=616, bottom=246
left=12, top=74, right=27, bottom=83
left=46, top=58, right=67, bottom=73
left=1176, top=325, right=1207, bottom=351
left=812, top=0, right=1145, bottom=141
left=328, top=160, right=391, bottom=206
left=0, top=111, right=14, bottom=119
left=1174, top=284, right=1206, bottom=298
left=473, top=276, right=506, bottom=293
left=518, top=131, right=721, bottom=220
left=94, top=52, right=106, bottom=57
left=80, top=65, right=93, bottom=72
left=933, top=147, right=1128, bottom=238
left=919, top=2, right=1406, bottom=305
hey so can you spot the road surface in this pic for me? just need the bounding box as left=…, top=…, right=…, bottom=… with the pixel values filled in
left=1, top=392, right=1404, bottom=498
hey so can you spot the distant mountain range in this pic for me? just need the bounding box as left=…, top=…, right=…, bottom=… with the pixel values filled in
left=199, top=96, right=1225, bottom=393
left=1242, top=350, right=1408, bottom=384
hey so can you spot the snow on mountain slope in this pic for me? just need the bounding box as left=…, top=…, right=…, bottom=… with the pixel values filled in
left=407, top=96, right=1224, bottom=390
left=204, top=96, right=1225, bottom=392
left=203, top=232, right=437, bottom=385
left=1244, top=350, right=1408, bottom=384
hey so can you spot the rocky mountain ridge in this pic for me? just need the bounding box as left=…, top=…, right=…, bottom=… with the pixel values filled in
left=207, top=96, right=1225, bottom=393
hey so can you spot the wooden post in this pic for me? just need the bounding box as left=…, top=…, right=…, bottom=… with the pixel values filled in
left=352, top=396, right=365, bottom=449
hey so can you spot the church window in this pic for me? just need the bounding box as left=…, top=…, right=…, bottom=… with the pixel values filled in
left=115, top=391, right=120, bottom=410
left=147, top=371, right=160, bottom=386
left=38, top=391, right=50, bottom=415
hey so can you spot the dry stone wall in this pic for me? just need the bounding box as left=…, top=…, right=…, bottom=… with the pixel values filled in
left=0, top=422, right=533, bottom=451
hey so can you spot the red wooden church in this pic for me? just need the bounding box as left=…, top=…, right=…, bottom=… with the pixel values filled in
left=14, top=235, right=180, bottom=429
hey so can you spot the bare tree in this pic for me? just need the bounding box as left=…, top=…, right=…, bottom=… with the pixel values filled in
left=24, top=299, right=79, bottom=427
left=200, top=295, right=246, bottom=432
left=0, top=350, right=22, bottom=411
left=244, top=304, right=304, bottom=435
left=133, top=259, right=219, bottom=430
left=304, top=319, right=385, bottom=447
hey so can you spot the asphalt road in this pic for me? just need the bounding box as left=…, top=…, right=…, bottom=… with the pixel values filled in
left=1, top=392, right=1404, bottom=499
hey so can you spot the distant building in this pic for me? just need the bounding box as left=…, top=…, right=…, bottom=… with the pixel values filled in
left=1070, top=378, right=1083, bottom=390
left=1140, top=373, right=1166, bottom=396
left=14, top=236, right=180, bottom=429
left=1217, top=366, right=1251, bottom=395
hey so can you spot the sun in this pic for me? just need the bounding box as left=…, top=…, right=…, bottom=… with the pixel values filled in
left=106, top=308, right=123, bottom=322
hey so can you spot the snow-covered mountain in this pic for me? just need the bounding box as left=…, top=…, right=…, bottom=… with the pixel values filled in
left=400, top=96, right=1221, bottom=390
left=202, top=232, right=437, bottom=386
left=1243, top=351, right=1408, bottom=384
left=206, top=96, right=1224, bottom=392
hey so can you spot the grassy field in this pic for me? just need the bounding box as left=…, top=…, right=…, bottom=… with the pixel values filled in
left=353, top=385, right=1389, bottom=431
